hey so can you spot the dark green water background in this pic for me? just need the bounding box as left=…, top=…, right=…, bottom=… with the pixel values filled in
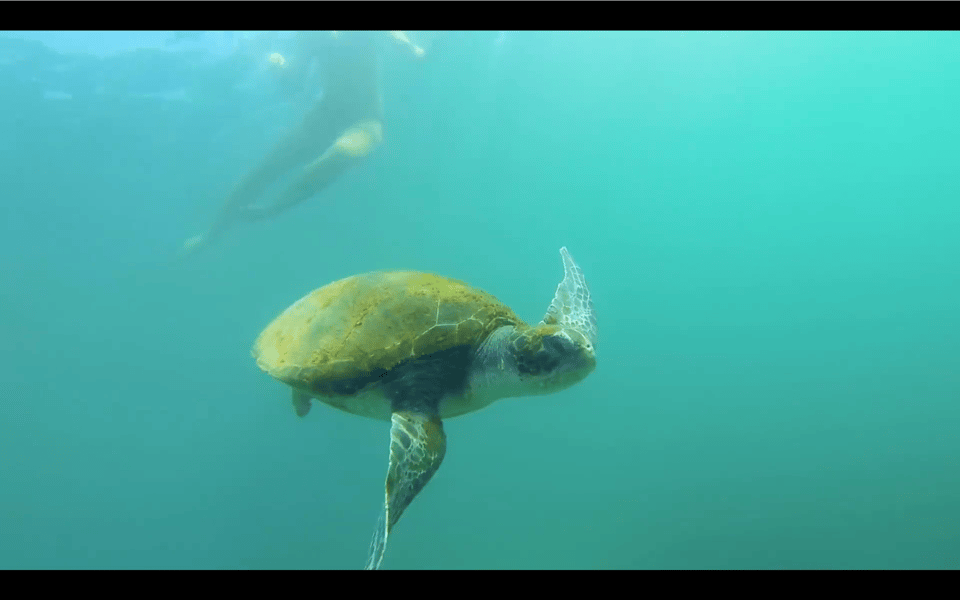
left=1, top=31, right=958, bottom=569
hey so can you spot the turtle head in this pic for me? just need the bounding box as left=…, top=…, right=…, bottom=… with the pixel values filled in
left=507, top=321, right=596, bottom=395
left=518, top=247, right=598, bottom=393
left=466, top=248, right=596, bottom=405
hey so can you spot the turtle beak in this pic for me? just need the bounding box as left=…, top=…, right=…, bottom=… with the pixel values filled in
left=547, top=328, right=597, bottom=386
left=566, top=328, right=597, bottom=374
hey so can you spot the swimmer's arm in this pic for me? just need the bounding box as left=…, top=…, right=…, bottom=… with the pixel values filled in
left=389, top=31, right=426, bottom=58
left=329, top=30, right=425, bottom=58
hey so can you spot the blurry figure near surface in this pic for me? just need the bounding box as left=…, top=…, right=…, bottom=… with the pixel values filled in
left=181, top=31, right=425, bottom=257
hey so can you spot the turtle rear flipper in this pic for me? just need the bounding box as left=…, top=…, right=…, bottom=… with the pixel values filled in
left=366, top=411, right=447, bottom=570
left=292, top=390, right=312, bottom=417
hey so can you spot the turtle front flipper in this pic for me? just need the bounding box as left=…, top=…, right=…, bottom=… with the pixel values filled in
left=365, top=410, right=447, bottom=570
left=541, top=247, right=598, bottom=349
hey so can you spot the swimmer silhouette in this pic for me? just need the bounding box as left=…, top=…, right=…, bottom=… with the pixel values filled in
left=181, top=31, right=425, bottom=257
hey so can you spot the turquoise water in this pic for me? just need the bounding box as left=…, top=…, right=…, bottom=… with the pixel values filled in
left=1, top=31, right=959, bottom=569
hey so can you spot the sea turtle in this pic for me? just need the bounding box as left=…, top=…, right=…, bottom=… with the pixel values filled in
left=252, top=247, right=598, bottom=569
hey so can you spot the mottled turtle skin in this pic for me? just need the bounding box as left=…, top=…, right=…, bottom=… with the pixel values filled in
left=252, top=248, right=597, bottom=569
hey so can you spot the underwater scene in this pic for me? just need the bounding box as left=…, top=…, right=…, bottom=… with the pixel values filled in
left=1, top=30, right=959, bottom=569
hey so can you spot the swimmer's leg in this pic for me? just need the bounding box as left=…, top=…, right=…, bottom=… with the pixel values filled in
left=179, top=105, right=345, bottom=256
left=247, top=118, right=384, bottom=220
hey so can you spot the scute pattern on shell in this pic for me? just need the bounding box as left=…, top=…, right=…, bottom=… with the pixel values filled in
left=253, top=271, right=524, bottom=392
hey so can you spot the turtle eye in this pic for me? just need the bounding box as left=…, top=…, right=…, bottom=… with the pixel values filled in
left=542, top=334, right=580, bottom=367
left=542, top=334, right=569, bottom=356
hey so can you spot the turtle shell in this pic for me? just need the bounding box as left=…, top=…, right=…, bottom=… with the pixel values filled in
left=253, top=271, right=523, bottom=397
